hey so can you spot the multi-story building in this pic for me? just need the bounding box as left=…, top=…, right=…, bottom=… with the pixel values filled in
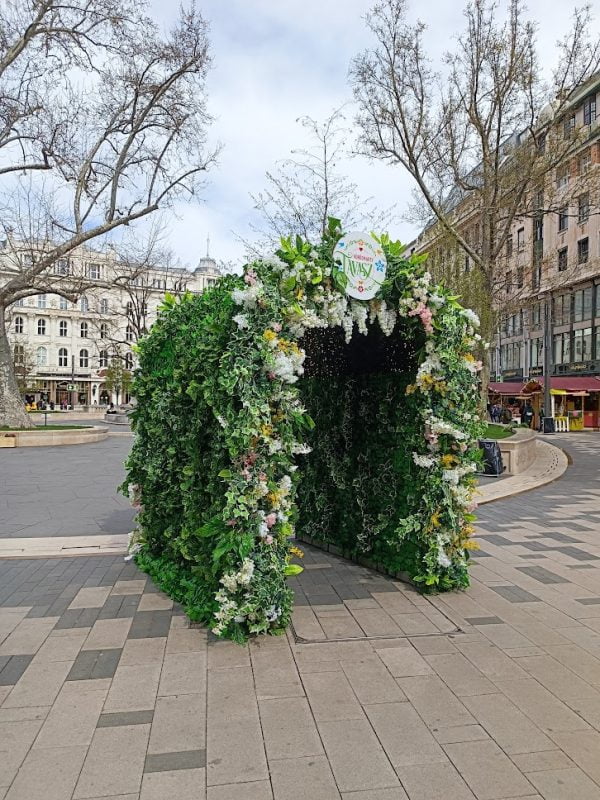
left=411, top=71, right=600, bottom=426
left=1, top=241, right=221, bottom=407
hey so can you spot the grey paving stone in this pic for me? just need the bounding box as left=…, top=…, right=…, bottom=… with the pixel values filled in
left=97, top=709, right=154, bottom=727
left=464, top=616, right=504, bottom=625
left=516, top=566, right=569, bottom=584
left=575, top=597, right=600, bottom=605
left=127, top=610, right=172, bottom=639
left=55, top=607, right=101, bottom=630
left=0, top=654, right=34, bottom=685
left=489, top=585, right=541, bottom=603
left=67, top=648, right=122, bottom=681
left=555, top=547, right=598, bottom=562
left=144, top=749, right=206, bottom=773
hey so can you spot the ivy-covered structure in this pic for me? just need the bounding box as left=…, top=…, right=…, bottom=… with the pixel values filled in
left=124, top=221, right=484, bottom=642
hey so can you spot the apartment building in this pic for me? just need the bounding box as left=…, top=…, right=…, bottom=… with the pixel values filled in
left=1, top=243, right=221, bottom=407
left=411, top=72, right=600, bottom=425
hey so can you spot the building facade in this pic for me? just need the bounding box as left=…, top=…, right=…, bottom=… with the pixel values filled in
left=1, top=242, right=221, bottom=407
left=411, top=73, right=600, bottom=422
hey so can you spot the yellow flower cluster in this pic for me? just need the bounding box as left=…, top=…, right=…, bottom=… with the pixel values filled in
left=440, top=454, right=458, bottom=468
left=263, top=329, right=277, bottom=342
left=260, top=424, right=273, bottom=438
left=289, top=546, right=304, bottom=559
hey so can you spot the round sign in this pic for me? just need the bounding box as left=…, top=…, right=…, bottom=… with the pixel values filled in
left=332, top=232, right=387, bottom=300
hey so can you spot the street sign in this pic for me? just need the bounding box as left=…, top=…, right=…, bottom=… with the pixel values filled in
left=67, top=383, right=76, bottom=391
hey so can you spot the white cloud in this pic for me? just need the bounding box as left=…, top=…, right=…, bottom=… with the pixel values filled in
left=149, top=0, right=591, bottom=269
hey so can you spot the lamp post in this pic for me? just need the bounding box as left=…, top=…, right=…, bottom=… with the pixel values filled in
left=542, top=293, right=554, bottom=433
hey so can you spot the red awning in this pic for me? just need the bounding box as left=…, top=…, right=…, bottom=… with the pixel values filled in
left=488, top=382, right=525, bottom=395
left=489, top=377, right=600, bottom=395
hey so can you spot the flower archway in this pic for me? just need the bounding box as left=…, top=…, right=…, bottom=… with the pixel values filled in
left=124, top=220, right=484, bottom=642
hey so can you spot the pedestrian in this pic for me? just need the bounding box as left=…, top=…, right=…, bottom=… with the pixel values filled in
left=522, top=400, right=534, bottom=428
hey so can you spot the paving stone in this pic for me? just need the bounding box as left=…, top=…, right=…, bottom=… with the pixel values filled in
left=443, top=739, right=536, bottom=800
left=396, top=762, right=476, bottom=800
left=0, top=655, right=33, bottom=686
left=82, top=618, right=132, bottom=650
left=340, top=790, right=408, bottom=800
left=74, top=724, right=151, bottom=798
left=34, top=628, right=88, bottom=662
left=5, top=744, right=88, bottom=800
left=397, top=675, right=475, bottom=729
left=2, top=658, right=73, bottom=708
left=302, top=670, right=364, bottom=722
left=148, top=693, right=205, bottom=754
left=0, top=718, right=44, bottom=786
left=69, top=587, right=112, bottom=609
left=340, top=655, right=406, bottom=704
left=144, top=749, right=206, bottom=772
left=269, top=755, right=340, bottom=800
left=510, top=749, right=575, bottom=772
left=526, top=767, right=600, bottom=800
left=461, top=693, right=554, bottom=754
left=350, top=608, right=403, bottom=636
left=67, top=648, right=121, bottom=681
left=140, top=767, right=206, bottom=799
left=514, top=654, right=600, bottom=702
left=365, top=702, right=446, bottom=767
left=489, top=585, right=541, bottom=603
left=128, top=610, right=172, bottom=639
left=137, top=593, right=173, bottom=612
left=549, top=730, right=600, bottom=785
left=111, top=580, right=147, bottom=595
left=377, top=645, right=433, bottom=677
left=35, top=678, right=109, bottom=747
left=98, top=710, right=154, bottom=727
left=158, top=651, right=206, bottom=697
left=250, top=639, right=304, bottom=700
left=259, top=697, right=323, bottom=761
left=0, top=618, right=59, bottom=656
left=208, top=781, right=273, bottom=800
left=55, top=607, right=101, bottom=629
left=104, top=663, right=161, bottom=713
left=166, top=627, right=206, bottom=653
left=425, top=652, right=497, bottom=697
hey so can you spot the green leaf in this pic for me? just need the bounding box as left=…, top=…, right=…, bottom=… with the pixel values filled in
left=284, top=564, right=303, bottom=576
left=218, top=469, right=233, bottom=478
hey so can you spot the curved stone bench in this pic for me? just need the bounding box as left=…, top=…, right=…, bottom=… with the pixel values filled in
left=496, top=427, right=537, bottom=474
left=0, top=425, right=109, bottom=448
left=103, top=413, right=130, bottom=425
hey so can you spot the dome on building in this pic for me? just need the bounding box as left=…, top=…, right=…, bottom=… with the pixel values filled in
left=195, top=255, right=218, bottom=274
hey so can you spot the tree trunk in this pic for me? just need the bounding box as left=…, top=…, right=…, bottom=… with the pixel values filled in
left=0, top=305, right=34, bottom=429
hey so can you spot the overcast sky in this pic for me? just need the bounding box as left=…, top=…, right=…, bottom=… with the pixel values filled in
left=148, top=0, right=583, bottom=270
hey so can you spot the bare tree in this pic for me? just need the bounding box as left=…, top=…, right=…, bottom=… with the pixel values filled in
left=0, top=0, right=219, bottom=427
left=351, top=0, right=600, bottom=346
left=247, top=108, right=395, bottom=254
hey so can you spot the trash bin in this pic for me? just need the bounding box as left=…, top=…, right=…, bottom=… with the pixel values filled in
left=478, top=439, right=504, bottom=476
left=541, top=416, right=555, bottom=434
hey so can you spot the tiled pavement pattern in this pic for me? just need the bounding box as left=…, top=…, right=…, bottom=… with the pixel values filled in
left=0, top=435, right=135, bottom=538
left=0, top=433, right=598, bottom=798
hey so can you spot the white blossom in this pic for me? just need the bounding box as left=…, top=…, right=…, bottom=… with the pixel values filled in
left=413, top=453, right=436, bottom=468
left=232, top=313, right=249, bottom=329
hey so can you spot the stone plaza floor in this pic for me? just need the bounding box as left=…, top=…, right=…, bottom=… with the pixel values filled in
left=0, top=432, right=599, bottom=799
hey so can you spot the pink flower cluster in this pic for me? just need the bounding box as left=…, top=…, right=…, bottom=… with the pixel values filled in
left=244, top=269, right=258, bottom=286
left=409, top=302, right=434, bottom=334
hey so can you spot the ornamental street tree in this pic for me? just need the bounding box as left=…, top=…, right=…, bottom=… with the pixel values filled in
left=351, top=0, right=600, bottom=353
left=0, top=0, right=218, bottom=428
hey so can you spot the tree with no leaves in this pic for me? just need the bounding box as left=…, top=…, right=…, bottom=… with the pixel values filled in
left=351, top=0, right=600, bottom=348
left=0, top=0, right=218, bottom=428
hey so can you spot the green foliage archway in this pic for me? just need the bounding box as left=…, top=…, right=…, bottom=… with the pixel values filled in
left=124, top=220, right=484, bottom=642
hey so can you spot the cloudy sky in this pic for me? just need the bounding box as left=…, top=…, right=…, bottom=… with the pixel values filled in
left=149, top=0, right=581, bottom=270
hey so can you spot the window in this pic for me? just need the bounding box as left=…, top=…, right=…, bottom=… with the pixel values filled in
left=37, top=318, right=46, bottom=335
left=79, top=348, right=89, bottom=368
left=126, top=301, right=133, bottom=317
left=573, top=287, right=592, bottom=322
left=100, top=298, right=109, bottom=313
left=517, top=228, right=525, bottom=251
left=573, top=328, right=592, bottom=362
left=80, top=321, right=88, bottom=338
left=516, top=267, right=524, bottom=289
left=88, top=263, right=100, bottom=280
left=532, top=261, right=541, bottom=291
left=14, top=316, right=24, bottom=334
left=126, top=325, right=134, bottom=342
left=80, top=296, right=88, bottom=313
left=100, top=323, right=108, bottom=339
left=558, top=207, right=569, bottom=232
left=553, top=333, right=570, bottom=365
left=37, top=294, right=47, bottom=309
left=464, top=254, right=470, bottom=273
left=506, top=234, right=513, bottom=258
left=554, top=294, right=571, bottom=326
left=578, top=194, right=590, bottom=224
left=58, top=347, right=68, bottom=367
left=563, top=113, right=575, bottom=139
left=558, top=247, right=568, bottom=272
left=15, top=298, right=24, bottom=307
left=13, top=345, right=24, bottom=366
left=583, top=93, right=597, bottom=126
left=578, top=238, right=589, bottom=265
left=532, top=303, right=541, bottom=328
left=59, top=320, right=68, bottom=337
left=533, top=216, right=543, bottom=242
left=36, top=346, right=47, bottom=367
left=59, top=297, right=68, bottom=310
left=556, top=165, right=569, bottom=190
left=99, top=350, right=108, bottom=368
left=54, top=259, right=69, bottom=276
left=125, top=352, right=134, bottom=370
left=529, top=338, right=543, bottom=368
left=579, top=149, right=592, bottom=174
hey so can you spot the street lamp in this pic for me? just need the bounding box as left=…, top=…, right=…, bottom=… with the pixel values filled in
left=542, top=293, right=554, bottom=433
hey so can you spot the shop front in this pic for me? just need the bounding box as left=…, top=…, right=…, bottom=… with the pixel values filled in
left=489, top=377, right=600, bottom=430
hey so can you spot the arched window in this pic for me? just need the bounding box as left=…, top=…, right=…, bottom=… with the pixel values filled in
left=125, top=352, right=134, bottom=369
left=37, top=294, right=47, bottom=309
left=13, top=344, right=24, bottom=365
left=80, top=321, right=88, bottom=338
left=14, top=316, right=24, bottom=334
left=37, top=318, right=46, bottom=335
left=59, top=320, right=68, bottom=337
left=100, top=323, right=108, bottom=339
left=36, top=346, right=47, bottom=367
left=58, top=348, right=68, bottom=367
left=79, top=349, right=89, bottom=368
left=126, top=325, right=134, bottom=342
left=99, top=350, right=108, bottom=368
left=100, top=298, right=109, bottom=313
left=80, top=296, right=88, bottom=313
